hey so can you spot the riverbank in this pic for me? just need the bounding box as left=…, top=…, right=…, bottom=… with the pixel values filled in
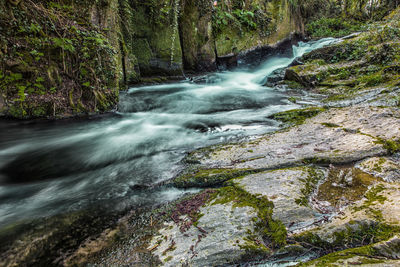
left=88, top=8, right=400, bottom=266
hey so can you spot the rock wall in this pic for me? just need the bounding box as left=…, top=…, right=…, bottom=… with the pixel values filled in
left=0, top=0, right=124, bottom=119
left=212, top=0, right=296, bottom=57
left=6, top=0, right=391, bottom=119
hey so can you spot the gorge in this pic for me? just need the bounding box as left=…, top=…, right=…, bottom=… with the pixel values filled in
left=1, top=0, right=400, bottom=266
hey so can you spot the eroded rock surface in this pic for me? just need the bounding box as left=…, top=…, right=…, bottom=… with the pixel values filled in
left=188, top=106, right=400, bottom=170
left=148, top=204, right=259, bottom=266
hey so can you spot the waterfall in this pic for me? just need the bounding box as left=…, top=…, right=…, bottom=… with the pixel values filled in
left=170, top=0, right=180, bottom=66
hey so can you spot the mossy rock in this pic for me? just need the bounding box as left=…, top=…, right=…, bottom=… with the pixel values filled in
left=268, top=107, right=326, bottom=125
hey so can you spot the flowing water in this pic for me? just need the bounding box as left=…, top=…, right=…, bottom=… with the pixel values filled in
left=0, top=38, right=336, bottom=230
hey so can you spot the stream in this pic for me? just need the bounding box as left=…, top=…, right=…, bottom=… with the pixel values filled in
left=0, top=38, right=336, bottom=231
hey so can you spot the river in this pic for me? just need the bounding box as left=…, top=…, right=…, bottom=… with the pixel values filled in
left=0, top=38, right=336, bottom=231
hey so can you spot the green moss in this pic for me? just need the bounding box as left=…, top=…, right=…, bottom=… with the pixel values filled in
left=173, top=168, right=260, bottom=188
left=268, top=107, right=326, bottom=126
left=381, top=139, right=400, bottom=154
left=372, top=158, right=387, bottom=173
left=321, top=122, right=340, bottom=128
left=284, top=80, right=305, bottom=89
left=357, top=72, right=385, bottom=87
left=0, top=0, right=126, bottom=119
left=316, top=167, right=380, bottom=207
left=298, top=244, right=382, bottom=266
left=353, top=184, right=388, bottom=220
left=164, top=256, right=173, bottom=262
left=296, top=222, right=400, bottom=258
left=212, top=185, right=287, bottom=248
left=295, top=167, right=325, bottom=207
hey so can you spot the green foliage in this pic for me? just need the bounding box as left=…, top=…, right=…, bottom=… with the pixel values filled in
left=52, top=38, right=75, bottom=53
left=232, top=9, right=257, bottom=30
left=306, top=17, right=365, bottom=38
left=0, top=0, right=120, bottom=118
left=212, top=5, right=263, bottom=34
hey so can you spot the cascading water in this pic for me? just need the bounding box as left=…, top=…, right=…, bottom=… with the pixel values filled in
left=0, top=38, right=337, bottom=229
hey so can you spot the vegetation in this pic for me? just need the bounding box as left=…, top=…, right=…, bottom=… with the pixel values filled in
left=212, top=185, right=287, bottom=249
left=0, top=0, right=121, bottom=118
left=268, top=107, right=326, bottom=125
left=306, top=17, right=366, bottom=38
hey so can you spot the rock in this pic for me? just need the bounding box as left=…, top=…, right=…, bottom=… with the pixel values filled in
left=188, top=107, right=400, bottom=170
left=372, top=235, right=400, bottom=259
left=356, top=156, right=400, bottom=182
left=265, top=67, right=286, bottom=87
left=148, top=203, right=261, bottom=266
left=235, top=168, right=328, bottom=232
left=237, top=35, right=301, bottom=67
left=295, top=182, right=400, bottom=250
left=0, top=95, right=5, bottom=115
left=302, top=236, right=400, bottom=266
left=147, top=186, right=278, bottom=266
left=284, top=66, right=318, bottom=87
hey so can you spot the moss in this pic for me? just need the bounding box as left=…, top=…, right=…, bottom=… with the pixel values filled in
left=284, top=80, right=305, bottom=89
left=173, top=168, right=260, bottom=188
left=353, top=184, right=388, bottom=221
left=321, top=122, right=340, bottom=128
left=295, top=167, right=325, bottom=207
left=268, top=107, right=326, bottom=126
left=212, top=185, right=287, bottom=249
left=316, top=167, right=380, bottom=207
left=372, top=158, right=387, bottom=173
left=380, top=139, right=400, bottom=154
left=302, top=157, right=331, bottom=165
left=0, top=0, right=122, bottom=118
left=298, top=244, right=382, bottom=266
left=295, top=222, right=400, bottom=258
left=164, top=255, right=173, bottom=262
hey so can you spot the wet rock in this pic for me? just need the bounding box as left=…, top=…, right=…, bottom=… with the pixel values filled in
left=265, top=67, right=286, bottom=87
left=237, top=35, right=301, bottom=67
left=188, top=107, right=400, bottom=170
left=284, top=66, right=318, bottom=88
left=0, top=210, right=121, bottom=267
